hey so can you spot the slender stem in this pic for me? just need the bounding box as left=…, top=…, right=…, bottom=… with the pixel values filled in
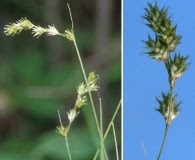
left=157, top=59, right=173, bottom=160
left=103, top=99, right=121, bottom=144
left=93, top=99, right=121, bottom=160
left=73, top=39, right=102, bottom=135
left=168, top=87, right=174, bottom=124
left=100, top=98, right=104, bottom=160
left=136, top=125, right=148, bottom=160
left=67, top=4, right=109, bottom=159
left=67, top=3, right=74, bottom=32
left=73, top=39, right=110, bottom=159
left=58, top=110, right=63, bottom=126
left=67, top=3, right=104, bottom=153
left=65, top=137, right=72, bottom=160
left=67, top=3, right=102, bottom=139
left=111, top=122, right=119, bottom=160
left=58, top=110, right=72, bottom=160
left=157, top=124, right=169, bottom=160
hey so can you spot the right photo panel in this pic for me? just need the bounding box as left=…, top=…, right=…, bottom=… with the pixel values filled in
left=123, top=0, right=195, bottom=159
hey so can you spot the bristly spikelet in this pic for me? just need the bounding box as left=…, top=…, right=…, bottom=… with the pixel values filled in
left=4, top=18, right=34, bottom=36
left=156, top=92, right=181, bottom=124
left=143, top=2, right=182, bottom=61
left=143, top=2, right=190, bottom=127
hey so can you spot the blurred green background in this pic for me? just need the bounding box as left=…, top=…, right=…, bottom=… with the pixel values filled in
left=0, top=0, right=121, bottom=159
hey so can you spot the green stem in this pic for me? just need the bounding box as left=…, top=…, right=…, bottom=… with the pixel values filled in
left=157, top=56, right=173, bottom=160
left=74, top=39, right=110, bottom=159
left=73, top=39, right=102, bottom=136
left=65, top=137, right=72, bottom=160
left=67, top=3, right=104, bottom=154
left=93, top=99, right=121, bottom=160
left=67, top=3, right=102, bottom=140
left=157, top=124, right=169, bottom=160
left=100, top=98, right=104, bottom=160
left=111, top=122, right=119, bottom=160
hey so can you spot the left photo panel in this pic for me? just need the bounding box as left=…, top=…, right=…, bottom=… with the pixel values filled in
left=1, top=0, right=121, bottom=160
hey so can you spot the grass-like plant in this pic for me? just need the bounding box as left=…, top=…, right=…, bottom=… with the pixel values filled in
left=142, top=2, right=190, bottom=160
left=4, top=4, right=121, bottom=160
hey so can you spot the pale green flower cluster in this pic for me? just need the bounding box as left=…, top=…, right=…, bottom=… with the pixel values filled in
left=4, top=18, right=33, bottom=35
left=56, top=72, right=99, bottom=137
left=4, top=17, right=75, bottom=41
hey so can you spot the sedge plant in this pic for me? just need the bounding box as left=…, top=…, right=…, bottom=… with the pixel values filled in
left=142, top=2, right=190, bottom=160
left=4, top=3, right=121, bottom=160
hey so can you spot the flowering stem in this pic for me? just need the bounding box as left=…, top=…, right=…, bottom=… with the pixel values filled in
left=73, top=38, right=104, bottom=141
left=156, top=55, right=173, bottom=160
left=66, top=4, right=105, bottom=153
left=157, top=124, right=169, bottom=160
left=67, top=3, right=102, bottom=140
left=142, top=2, right=190, bottom=159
